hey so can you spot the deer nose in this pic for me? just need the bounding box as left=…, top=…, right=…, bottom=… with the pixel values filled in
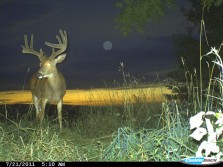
left=36, top=72, right=44, bottom=79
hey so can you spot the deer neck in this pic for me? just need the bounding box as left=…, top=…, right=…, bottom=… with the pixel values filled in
left=46, top=70, right=62, bottom=90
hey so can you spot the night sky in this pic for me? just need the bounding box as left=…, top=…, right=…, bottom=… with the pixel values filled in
left=0, top=0, right=189, bottom=90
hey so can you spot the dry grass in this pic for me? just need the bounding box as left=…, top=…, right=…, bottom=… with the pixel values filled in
left=0, top=85, right=172, bottom=106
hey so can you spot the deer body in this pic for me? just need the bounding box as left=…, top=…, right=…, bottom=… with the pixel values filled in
left=30, top=71, right=66, bottom=103
left=22, top=30, right=68, bottom=133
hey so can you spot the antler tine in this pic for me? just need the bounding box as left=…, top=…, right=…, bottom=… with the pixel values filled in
left=45, top=30, right=67, bottom=58
left=21, top=34, right=45, bottom=61
left=24, top=35, right=28, bottom=49
left=30, top=35, right=33, bottom=50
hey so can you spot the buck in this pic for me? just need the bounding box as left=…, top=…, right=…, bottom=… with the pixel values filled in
left=21, top=30, right=68, bottom=133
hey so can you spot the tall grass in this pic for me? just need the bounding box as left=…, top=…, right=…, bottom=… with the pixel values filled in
left=102, top=101, right=195, bottom=161
left=173, top=11, right=223, bottom=158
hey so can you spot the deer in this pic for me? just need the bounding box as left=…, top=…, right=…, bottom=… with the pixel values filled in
left=21, top=30, right=68, bottom=133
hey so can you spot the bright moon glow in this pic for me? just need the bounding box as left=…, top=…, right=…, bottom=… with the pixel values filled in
left=103, top=41, right=112, bottom=50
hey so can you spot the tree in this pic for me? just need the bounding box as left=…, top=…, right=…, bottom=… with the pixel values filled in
left=115, top=0, right=175, bottom=36
left=115, top=0, right=223, bottom=84
left=115, top=0, right=223, bottom=36
left=169, top=0, right=223, bottom=85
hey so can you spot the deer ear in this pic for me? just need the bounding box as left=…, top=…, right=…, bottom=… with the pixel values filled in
left=55, top=54, right=66, bottom=63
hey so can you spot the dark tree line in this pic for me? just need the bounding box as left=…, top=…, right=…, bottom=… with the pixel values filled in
left=115, top=0, right=223, bottom=85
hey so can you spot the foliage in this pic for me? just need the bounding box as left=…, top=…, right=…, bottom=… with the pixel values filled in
left=114, top=0, right=223, bottom=37
left=115, top=0, right=175, bottom=36
left=102, top=103, right=193, bottom=161
left=189, top=111, right=223, bottom=158
left=168, top=0, right=223, bottom=97
left=200, top=0, right=223, bottom=10
left=182, top=43, right=223, bottom=160
left=170, top=30, right=201, bottom=82
left=115, top=0, right=223, bottom=84
left=181, top=0, right=223, bottom=45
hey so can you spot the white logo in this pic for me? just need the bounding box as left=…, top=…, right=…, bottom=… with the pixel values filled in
left=181, top=157, right=222, bottom=165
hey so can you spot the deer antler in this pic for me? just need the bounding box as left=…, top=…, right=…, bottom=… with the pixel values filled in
left=21, top=35, right=45, bottom=61
left=45, top=30, right=68, bottom=59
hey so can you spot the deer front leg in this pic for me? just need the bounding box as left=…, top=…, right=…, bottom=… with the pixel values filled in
left=57, top=100, right=63, bottom=133
left=39, top=98, right=47, bottom=124
left=33, top=95, right=41, bottom=122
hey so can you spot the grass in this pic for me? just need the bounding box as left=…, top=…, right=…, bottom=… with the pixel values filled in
left=0, top=63, right=199, bottom=162
left=0, top=97, right=200, bottom=161
left=0, top=69, right=197, bottom=162
left=0, top=99, right=164, bottom=161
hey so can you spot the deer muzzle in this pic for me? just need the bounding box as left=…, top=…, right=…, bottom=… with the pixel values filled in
left=36, top=72, right=45, bottom=79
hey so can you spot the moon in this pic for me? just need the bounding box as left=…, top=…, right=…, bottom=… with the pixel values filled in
left=103, top=41, right=112, bottom=51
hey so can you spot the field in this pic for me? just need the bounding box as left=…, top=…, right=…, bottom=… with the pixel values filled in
left=0, top=82, right=222, bottom=161
left=0, top=85, right=172, bottom=106
left=0, top=85, right=188, bottom=161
